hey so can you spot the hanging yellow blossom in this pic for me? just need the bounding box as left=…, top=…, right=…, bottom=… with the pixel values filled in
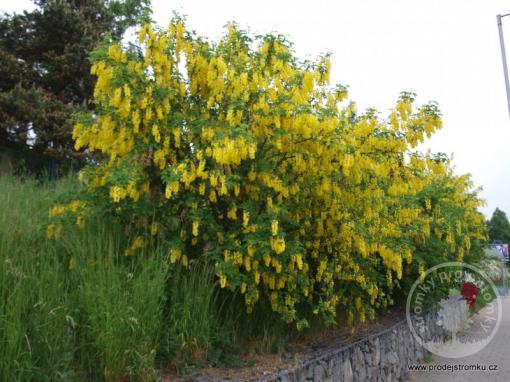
left=61, top=17, right=486, bottom=329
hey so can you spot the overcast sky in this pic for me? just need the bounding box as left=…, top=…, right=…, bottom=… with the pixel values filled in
left=2, top=0, right=509, bottom=218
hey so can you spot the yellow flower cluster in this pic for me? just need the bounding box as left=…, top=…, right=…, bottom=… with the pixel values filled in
left=124, top=236, right=145, bottom=257
left=212, top=137, right=256, bottom=165
left=47, top=200, right=87, bottom=234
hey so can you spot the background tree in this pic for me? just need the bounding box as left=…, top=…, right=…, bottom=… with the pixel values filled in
left=487, top=208, right=510, bottom=244
left=0, top=0, right=151, bottom=174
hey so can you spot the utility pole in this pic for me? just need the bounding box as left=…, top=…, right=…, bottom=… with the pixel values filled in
left=497, top=13, right=510, bottom=119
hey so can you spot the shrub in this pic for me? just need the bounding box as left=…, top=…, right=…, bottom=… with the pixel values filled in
left=50, top=17, right=486, bottom=329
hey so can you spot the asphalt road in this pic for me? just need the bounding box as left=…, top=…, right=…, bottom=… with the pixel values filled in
left=410, top=294, right=510, bottom=382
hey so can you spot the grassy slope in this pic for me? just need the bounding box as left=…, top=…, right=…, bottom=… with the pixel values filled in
left=0, top=174, right=225, bottom=381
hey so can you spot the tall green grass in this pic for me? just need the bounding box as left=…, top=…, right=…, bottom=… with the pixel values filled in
left=60, top=219, right=169, bottom=381
left=0, top=174, right=76, bottom=381
left=0, top=174, right=289, bottom=381
left=159, top=262, right=220, bottom=374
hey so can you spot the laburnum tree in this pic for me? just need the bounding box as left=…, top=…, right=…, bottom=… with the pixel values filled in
left=0, top=0, right=151, bottom=173
left=49, top=19, right=487, bottom=328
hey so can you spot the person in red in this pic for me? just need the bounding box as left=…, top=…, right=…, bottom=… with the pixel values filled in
left=461, top=282, right=480, bottom=309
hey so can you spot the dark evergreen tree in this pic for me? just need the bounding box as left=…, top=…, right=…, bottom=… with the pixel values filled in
left=0, top=0, right=150, bottom=173
left=487, top=208, right=510, bottom=244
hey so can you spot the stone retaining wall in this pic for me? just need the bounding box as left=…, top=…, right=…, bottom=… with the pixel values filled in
left=257, top=309, right=444, bottom=382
